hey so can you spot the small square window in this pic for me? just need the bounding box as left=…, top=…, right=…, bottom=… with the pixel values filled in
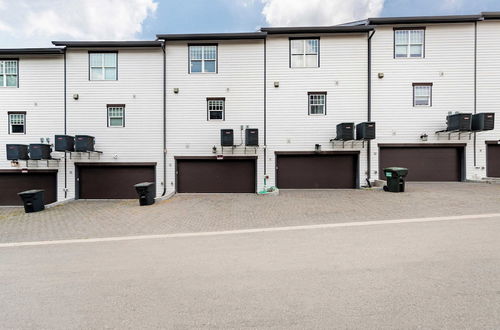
left=395, top=29, right=424, bottom=58
left=207, top=99, right=225, bottom=120
left=290, top=39, right=319, bottom=68
left=308, top=93, right=326, bottom=115
left=190, top=45, right=217, bottom=73
left=8, top=112, right=25, bottom=134
left=413, top=84, right=432, bottom=107
left=0, top=60, right=18, bottom=87
left=107, top=105, right=125, bottom=127
left=90, top=53, right=117, bottom=80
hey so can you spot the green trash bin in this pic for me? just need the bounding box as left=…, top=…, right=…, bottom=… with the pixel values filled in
left=383, top=167, right=408, bottom=193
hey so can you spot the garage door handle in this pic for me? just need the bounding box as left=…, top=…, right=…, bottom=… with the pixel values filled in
left=76, top=178, right=80, bottom=182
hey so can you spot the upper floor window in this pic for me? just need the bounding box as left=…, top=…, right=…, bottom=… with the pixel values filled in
left=190, top=45, right=217, bottom=73
left=0, top=60, right=18, bottom=87
left=290, top=38, right=319, bottom=68
left=413, top=83, right=432, bottom=106
left=308, top=92, right=326, bottom=115
left=107, top=105, right=125, bottom=127
left=89, top=52, right=117, bottom=80
left=207, top=98, right=224, bottom=120
left=394, top=29, right=424, bottom=58
left=8, top=112, right=25, bottom=134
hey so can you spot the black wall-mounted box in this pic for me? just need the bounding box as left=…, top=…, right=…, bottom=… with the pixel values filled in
left=356, top=122, right=376, bottom=140
left=245, top=128, right=259, bottom=146
left=75, top=135, right=95, bottom=152
left=55, top=135, right=75, bottom=152
left=336, top=123, right=355, bottom=141
left=220, top=129, right=234, bottom=147
left=446, top=113, right=472, bottom=131
left=29, top=144, right=52, bottom=160
left=6, top=144, right=29, bottom=160
left=472, top=113, right=495, bottom=131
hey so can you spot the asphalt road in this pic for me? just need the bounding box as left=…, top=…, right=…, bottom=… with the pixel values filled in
left=1, top=215, right=500, bottom=329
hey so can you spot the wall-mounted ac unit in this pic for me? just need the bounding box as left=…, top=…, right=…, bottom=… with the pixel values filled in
left=6, top=144, right=29, bottom=161
left=245, top=128, right=259, bottom=146
left=220, top=129, right=234, bottom=147
left=446, top=113, right=472, bottom=131
left=336, top=123, right=354, bottom=141
left=472, top=113, right=495, bottom=131
left=29, top=144, right=52, bottom=160
left=75, top=135, right=95, bottom=152
left=55, top=135, right=75, bottom=152
left=356, top=122, right=376, bottom=140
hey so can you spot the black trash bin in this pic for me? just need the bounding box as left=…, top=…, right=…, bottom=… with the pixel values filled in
left=18, top=190, right=45, bottom=213
left=134, top=182, right=155, bottom=206
left=383, top=167, right=408, bottom=193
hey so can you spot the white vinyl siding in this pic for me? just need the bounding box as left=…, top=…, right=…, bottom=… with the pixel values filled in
left=395, top=29, right=424, bottom=58
left=89, top=53, right=117, bottom=80
left=290, top=39, right=319, bottom=68
left=207, top=99, right=224, bottom=120
left=190, top=45, right=217, bottom=73
left=413, top=84, right=432, bottom=106
left=107, top=106, right=124, bottom=127
left=9, top=113, right=25, bottom=134
left=0, top=60, right=18, bottom=87
left=308, top=93, right=326, bottom=115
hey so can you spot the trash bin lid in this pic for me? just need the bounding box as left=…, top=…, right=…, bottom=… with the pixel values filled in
left=384, top=167, right=408, bottom=175
left=134, top=182, right=154, bottom=188
left=18, top=189, right=44, bottom=195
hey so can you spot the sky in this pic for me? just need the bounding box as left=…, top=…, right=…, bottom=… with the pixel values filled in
left=1, top=0, right=500, bottom=48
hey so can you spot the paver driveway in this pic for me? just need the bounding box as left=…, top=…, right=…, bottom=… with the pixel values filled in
left=1, top=182, right=499, bottom=243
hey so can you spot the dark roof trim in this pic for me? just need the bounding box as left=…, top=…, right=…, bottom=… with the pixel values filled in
left=261, top=25, right=374, bottom=34
left=51, top=41, right=163, bottom=48
left=0, top=48, right=64, bottom=55
left=157, top=32, right=267, bottom=41
left=481, top=12, right=500, bottom=20
left=368, top=15, right=481, bottom=25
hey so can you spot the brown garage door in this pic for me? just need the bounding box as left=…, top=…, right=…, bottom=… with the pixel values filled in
left=379, top=146, right=464, bottom=181
left=487, top=143, right=500, bottom=178
left=77, top=164, right=155, bottom=199
left=177, top=158, right=256, bottom=193
left=0, top=171, right=57, bottom=206
left=276, top=153, right=358, bottom=189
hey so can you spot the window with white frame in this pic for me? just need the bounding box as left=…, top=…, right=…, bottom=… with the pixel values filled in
left=395, top=29, right=424, bottom=58
left=207, top=98, right=224, bottom=120
left=107, top=105, right=125, bottom=127
left=190, top=45, right=217, bottom=73
left=308, top=92, right=326, bottom=115
left=90, top=53, right=117, bottom=80
left=9, top=112, right=25, bottom=134
left=413, top=84, right=432, bottom=106
left=290, top=39, right=319, bottom=68
left=0, top=60, right=18, bottom=87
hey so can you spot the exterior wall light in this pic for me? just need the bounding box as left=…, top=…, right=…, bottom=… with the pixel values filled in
left=173, top=88, right=179, bottom=94
left=274, top=81, right=279, bottom=88
left=73, top=94, right=79, bottom=100
left=378, top=73, right=384, bottom=79
left=315, top=144, right=321, bottom=153
left=420, top=133, right=428, bottom=141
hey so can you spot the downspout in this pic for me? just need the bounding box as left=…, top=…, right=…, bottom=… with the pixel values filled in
left=367, top=29, right=376, bottom=187
left=263, top=37, right=267, bottom=179
left=161, top=41, right=167, bottom=196
left=63, top=48, right=68, bottom=199
left=473, top=21, right=477, bottom=167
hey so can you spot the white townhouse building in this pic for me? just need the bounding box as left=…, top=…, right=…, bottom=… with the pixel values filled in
left=1, top=13, right=500, bottom=205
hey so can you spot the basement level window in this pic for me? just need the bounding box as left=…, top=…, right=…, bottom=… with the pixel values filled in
left=90, top=52, right=117, bottom=80
left=0, top=60, right=18, bottom=87
left=8, top=112, right=25, bottom=134
left=189, top=45, right=217, bottom=73
left=394, top=29, right=424, bottom=58
left=413, top=83, right=432, bottom=107
left=107, top=105, right=125, bottom=127
left=207, top=98, right=225, bottom=120
left=290, top=38, right=319, bottom=68
left=308, top=92, right=326, bottom=115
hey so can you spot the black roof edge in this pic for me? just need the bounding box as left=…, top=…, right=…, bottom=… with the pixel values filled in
left=260, top=25, right=374, bottom=34
left=156, top=32, right=267, bottom=41
left=51, top=41, right=163, bottom=48
left=368, top=14, right=482, bottom=25
left=481, top=12, right=500, bottom=19
left=0, top=48, right=65, bottom=55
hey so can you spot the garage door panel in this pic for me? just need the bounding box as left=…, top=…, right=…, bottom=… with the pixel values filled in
left=0, top=172, right=57, bottom=206
left=177, top=159, right=256, bottom=193
left=276, top=154, right=357, bottom=189
left=78, top=165, right=155, bottom=199
left=379, top=147, right=462, bottom=182
left=487, top=145, right=500, bottom=178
